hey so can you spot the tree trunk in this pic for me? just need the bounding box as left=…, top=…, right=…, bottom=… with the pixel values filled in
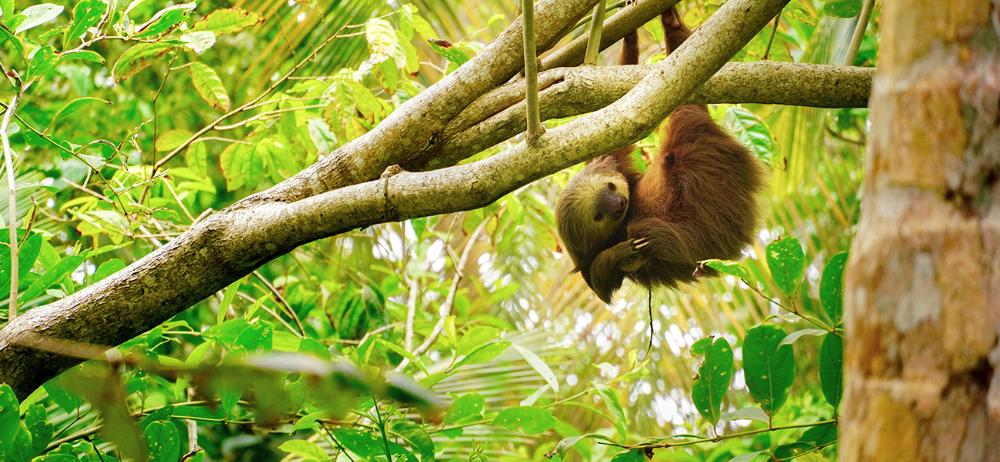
left=842, top=2, right=1000, bottom=461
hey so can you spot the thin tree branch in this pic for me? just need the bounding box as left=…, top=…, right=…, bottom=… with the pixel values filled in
left=522, top=0, right=545, bottom=141
left=843, top=0, right=875, bottom=66
left=583, top=0, right=608, bottom=65
left=0, top=94, right=19, bottom=320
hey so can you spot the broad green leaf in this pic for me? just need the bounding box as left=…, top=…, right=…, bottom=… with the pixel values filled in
left=743, top=325, right=796, bottom=415
left=444, top=394, right=484, bottom=423
left=493, top=406, right=556, bottom=435
left=456, top=326, right=500, bottom=355
left=219, top=142, right=262, bottom=191
left=774, top=442, right=816, bottom=459
left=94, top=258, right=125, bottom=282
left=428, top=39, right=470, bottom=65
left=0, top=384, right=19, bottom=455
left=820, top=252, right=848, bottom=323
left=799, top=421, right=837, bottom=447
left=0, top=0, right=12, bottom=19
left=725, top=106, right=776, bottom=165
left=512, top=343, right=560, bottom=392
left=51, top=97, right=109, bottom=125
left=391, top=419, right=434, bottom=461
left=191, top=8, right=263, bottom=34
left=823, top=0, right=862, bottom=17
left=778, top=328, right=827, bottom=347
left=188, top=62, right=231, bottom=111
left=594, top=384, right=627, bottom=439
left=819, top=333, right=843, bottom=408
left=306, top=118, right=336, bottom=154
left=690, top=336, right=734, bottom=424
left=112, top=42, right=179, bottom=82
left=144, top=421, right=180, bottom=462
left=63, top=0, right=106, bottom=47
left=365, top=17, right=405, bottom=66
left=332, top=428, right=417, bottom=462
left=703, top=258, right=750, bottom=280
left=766, top=237, right=805, bottom=295
left=59, top=50, right=104, bottom=63
left=552, top=433, right=615, bottom=458
left=0, top=231, right=43, bottom=295
left=14, top=3, right=62, bottom=34
left=135, top=3, right=194, bottom=38
left=155, top=129, right=192, bottom=152
left=26, top=45, right=56, bottom=81
left=0, top=26, right=24, bottom=58
left=24, top=403, right=51, bottom=455
left=721, top=406, right=769, bottom=423
left=453, top=340, right=510, bottom=368
left=180, top=31, right=215, bottom=53
left=278, top=440, right=327, bottom=461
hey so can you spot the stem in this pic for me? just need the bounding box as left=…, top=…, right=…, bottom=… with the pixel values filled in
left=762, top=9, right=782, bottom=60
left=604, top=419, right=837, bottom=451
left=372, top=397, right=393, bottom=462
left=583, top=0, right=608, bottom=65
left=521, top=0, right=544, bottom=142
left=0, top=94, right=19, bottom=320
left=843, top=0, right=874, bottom=66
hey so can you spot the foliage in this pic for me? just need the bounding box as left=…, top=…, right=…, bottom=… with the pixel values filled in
left=0, top=0, right=874, bottom=461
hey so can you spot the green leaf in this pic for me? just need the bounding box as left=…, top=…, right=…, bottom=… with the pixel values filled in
left=51, top=97, right=109, bottom=125
left=823, top=0, right=862, bottom=17
left=135, top=3, right=194, bottom=38
left=59, top=50, right=104, bottom=63
left=727, top=450, right=768, bottom=462
left=63, top=0, right=106, bottom=47
left=690, top=336, right=734, bottom=425
left=428, top=39, right=470, bottom=65
left=188, top=62, right=231, bottom=111
left=594, top=384, right=627, bottom=439
left=702, top=258, right=750, bottom=280
left=144, top=421, right=180, bottom=462
left=20, top=255, right=82, bottom=302
left=453, top=340, right=510, bottom=369
left=610, top=449, right=645, bottom=462
left=0, top=25, right=24, bottom=59
left=365, top=17, right=405, bottom=67
left=24, top=403, right=52, bottom=455
left=155, top=129, right=192, bottom=152
left=456, top=326, right=499, bottom=355
left=725, top=106, right=776, bottom=165
left=191, top=8, right=263, bottom=34
left=219, top=142, right=262, bottom=191
left=180, top=31, right=215, bottom=53
left=0, top=0, right=12, bottom=19
left=512, top=343, right=560, bottom=392
left=0, top=231, right=43, bottom=295
left=799, top=421, right=837, bottom=447
left=332, top=428, right=417, bottom=462
left=552, top=433, right=615, bottom=458
left=94, top=258, right=125, bottom=282
left=778, top=328, right=828, bottom=347
left=721, top=406, right=769, bottom=423
left=278, top=440, right=327, bottom=461
left=766, top=237, right=805, bottom=295
left=27, top=45, right=56, bottom=81
left=774, top=442, right=816, bottom=459
left=14, top=3, right=63, bottom=34
left=819, top=333, right=843, bottom=408
left=444, top=394, right=485, bottom=424
left=112, top=41, right=179, bottom=82
left=493, top=406, right=556, bottom=435
left=743, top=325, right=796, bottom=415
left=820, top=252, right=848, bottom=323
left=0, top=384, right=20, bottom=455
left=391, top=419, right=435, bottom=461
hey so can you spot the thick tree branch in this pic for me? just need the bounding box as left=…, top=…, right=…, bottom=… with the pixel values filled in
left=249, top=0, right=600, bottom=203
left=418, top=62, right=874, bottom=169
left=1, top=0, right=793, bottom=399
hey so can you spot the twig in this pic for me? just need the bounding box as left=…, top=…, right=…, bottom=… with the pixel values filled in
left=153, top=24, right=348, bottom=173
left=252, top=270, right=306, bottom=337
left=583, top=0, right=608, bottom=65
left=843, top=0, right=875, bottom=66
left=521, top=0, right=544, bottom=142
left=403, top=276, right=419, bottom=351
left=1, top=94, right=19, bottom=319
left=396, top=219, right=489, bottom=370
left=762, top=9, right=782, bottom=60
left=601, top=419, right=837, bottom=451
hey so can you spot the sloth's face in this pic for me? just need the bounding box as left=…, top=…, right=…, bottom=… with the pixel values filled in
left=556, top=157, right=630, bottom=267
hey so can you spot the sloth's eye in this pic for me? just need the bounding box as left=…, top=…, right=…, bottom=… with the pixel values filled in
left=593, top=213, right=602, bottom=221
left=607, top=182, right=616, bottom=191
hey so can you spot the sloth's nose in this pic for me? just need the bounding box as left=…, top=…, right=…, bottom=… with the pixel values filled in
left=609, top=195, right=627, bottom=218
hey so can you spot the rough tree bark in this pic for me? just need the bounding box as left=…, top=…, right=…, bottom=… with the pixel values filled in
left=842, top=1, right=1000, bottom=460
left=0, top=0, right=809, bottom=399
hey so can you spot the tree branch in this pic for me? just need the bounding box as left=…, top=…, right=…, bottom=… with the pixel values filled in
left=1, top=0, right=794, bottom=399
left=417, top=62, right=873, bottom=169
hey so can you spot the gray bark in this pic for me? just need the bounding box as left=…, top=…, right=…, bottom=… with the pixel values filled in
left=1, top=0, right=803, bottom=399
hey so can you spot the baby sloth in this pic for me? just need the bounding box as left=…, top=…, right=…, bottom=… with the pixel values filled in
left=556, top=9, right=765, bottom=303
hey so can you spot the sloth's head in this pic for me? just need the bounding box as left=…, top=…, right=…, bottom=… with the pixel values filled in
left=556, top=156, right=630, bottom=268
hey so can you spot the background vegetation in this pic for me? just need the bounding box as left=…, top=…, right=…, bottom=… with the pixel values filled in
left=0, top=0, right=877, bottom=460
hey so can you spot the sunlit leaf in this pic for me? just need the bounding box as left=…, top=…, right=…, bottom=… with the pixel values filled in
left=778, top=328, right=827, bottom=346
left=493, top=406, right=556, bottom=435
left=188, top=62, right=231, bottom=111
left=823, top=0, right=862, bottom=17
left=51, top=97, right=109, bottom=125
left=144, top=421, right=180, bottom=462
left=725, top=106, right=776, bottom=165
left=766, top=237, right=805, bottom=295
left=743, top=325, right=796, bottom=415
left=14, top=3, right=63, bottom=34
left=444, top=394, right=485, bottom=424
left=63, top=0, right=106, bottom=47
left=278, top=440, right=327, bottom=461
left=135, top=3, right=194, bottom=38
left=512, top=343, right=560, bottom=392
left=191, top=8, right=263, bottom=35
left=820, top=251, right=848, bottom=323
left=112, top=42, right=179, bottom=82
left=690, top=336, right=733, bottom=425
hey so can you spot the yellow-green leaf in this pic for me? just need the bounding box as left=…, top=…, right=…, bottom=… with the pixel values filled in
left=191, top=8, right=262, bottom=35
left=188, top=61, right=231, bottom=111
